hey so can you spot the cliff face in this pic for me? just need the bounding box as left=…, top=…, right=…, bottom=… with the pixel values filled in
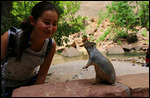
left=75, top=1, right=112, bottom=17
left=75, top=1, right=136, bottom=17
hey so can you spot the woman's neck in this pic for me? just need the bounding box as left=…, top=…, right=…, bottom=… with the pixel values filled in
left=29, top=31, right=46, bottom=52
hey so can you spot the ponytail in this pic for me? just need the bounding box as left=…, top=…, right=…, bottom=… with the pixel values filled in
left=20, top=18, right=33, bottom=32
left=15, top=19, right=33, bottom=62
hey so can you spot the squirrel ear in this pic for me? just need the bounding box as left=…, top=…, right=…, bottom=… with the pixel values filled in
left=91, top=42, right=96, bottom=46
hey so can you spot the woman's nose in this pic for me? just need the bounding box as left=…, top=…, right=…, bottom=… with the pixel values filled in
left=48, top=25, right=53, bottom=30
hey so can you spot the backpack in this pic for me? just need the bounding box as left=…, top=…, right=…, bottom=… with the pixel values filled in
left=1, top=27, right=53, bottom=66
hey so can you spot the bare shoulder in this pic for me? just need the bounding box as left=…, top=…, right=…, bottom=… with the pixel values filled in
left=1, top=31, right=9, bottom=59
left=1, top=31, right=9, bottom=41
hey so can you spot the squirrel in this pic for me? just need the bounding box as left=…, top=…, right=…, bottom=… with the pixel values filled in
left=82, top=41, right=116, bottom=85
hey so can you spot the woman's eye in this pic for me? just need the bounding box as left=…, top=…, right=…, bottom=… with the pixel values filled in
left=44, top=22, right=57, bottom=26
left=53, top=23, right=57, bottom=26
left=44, top=22, right=50, bottom=25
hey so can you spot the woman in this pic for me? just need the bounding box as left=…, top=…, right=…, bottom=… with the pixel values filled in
left=1, top=1, right=59, bottom=97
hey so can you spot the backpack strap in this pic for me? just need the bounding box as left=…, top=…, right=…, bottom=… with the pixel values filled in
left=7, top=27, right=18, bottom=57
left=1, top=27, right=18, bottom=66
left=45, top=38, right=53, bottom=56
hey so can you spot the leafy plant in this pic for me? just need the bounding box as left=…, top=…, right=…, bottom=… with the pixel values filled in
left=138, top=1, right=149, bottom=30
left=127, top=33, right=138, bottom=43
left=141, top=29, right=148, bottom=37
left=1, top=1, right=40, bottom=34
left=100, top=1, right=146, bottom=44
left=106, top=1, right=139, bottom=31
left=112, top=28, right=138, bottom=43
left=114, top=28, right=128, bottom=38
left=95, top=28, right=112, bottom=44
left=112, top=28, right=128, bottom=42
left=97, top=9, right=110, bottom=28
left=52, top=1, right=87, bottom=46
left=117, top=40, right=122, bottom=45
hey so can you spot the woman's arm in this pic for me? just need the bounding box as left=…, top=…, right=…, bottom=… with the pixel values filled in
left=35, top=39, right=56, bottom=85
left=1, top=31, right=9, bottom=60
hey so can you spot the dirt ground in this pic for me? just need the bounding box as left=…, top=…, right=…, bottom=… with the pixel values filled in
left=45, top=60, right=149, bottom=83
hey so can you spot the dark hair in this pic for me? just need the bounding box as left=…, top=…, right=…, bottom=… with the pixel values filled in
left=16, top=1, right=60, bottom=62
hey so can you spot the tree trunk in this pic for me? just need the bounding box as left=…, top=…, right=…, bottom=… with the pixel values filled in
left=1, top=1, right=13, bottom=35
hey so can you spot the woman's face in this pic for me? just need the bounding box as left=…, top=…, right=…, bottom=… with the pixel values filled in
left=31, top=10, right=58, bottom=39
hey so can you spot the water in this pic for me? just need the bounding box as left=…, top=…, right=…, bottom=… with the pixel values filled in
left=51, top=52, right=145, bottom=65
left=106, top=52, right=145, bottom=59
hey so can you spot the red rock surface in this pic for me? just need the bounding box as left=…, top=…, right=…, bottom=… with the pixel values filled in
left=117, top=73, right=149, bottom=97
left=12, top=78, right=127, bottom=97
left=12, top=73, right=149, bottom=97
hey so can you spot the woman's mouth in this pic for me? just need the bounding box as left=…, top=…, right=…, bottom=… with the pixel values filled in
left=45, top=31, right=51, bottom=34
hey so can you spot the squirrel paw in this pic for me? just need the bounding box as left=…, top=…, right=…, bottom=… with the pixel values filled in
left=82, top=66, right=88, bottom=71
left=82, top=66, right=87, bottom=69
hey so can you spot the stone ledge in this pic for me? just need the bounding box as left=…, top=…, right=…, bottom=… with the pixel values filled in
left=117, top=73, right=149, bottom=97
left=12, top=73, right=149, bottom=97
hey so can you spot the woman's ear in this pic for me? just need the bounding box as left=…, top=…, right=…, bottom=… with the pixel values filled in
left=29, top=16, right=35, bottom=26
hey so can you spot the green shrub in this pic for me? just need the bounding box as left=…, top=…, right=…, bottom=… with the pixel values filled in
left=141, top=29, right=147, bottom=37
left=114, top=28, right=128, bottom=38
left=106, top=1, right=139, bottom=31
left=138, top=1, right=149, bottom=30
left=117, top=40, right=122, bottom=45
left=95, top=28, right=112, bottom=44
left=97, top=9, right=110, bottom=28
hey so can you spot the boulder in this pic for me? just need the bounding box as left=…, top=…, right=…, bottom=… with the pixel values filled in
left=74, top=38, right=84, bottom=48
left=56, top=46, right=65, bottom=52
left=135, top=26, right=141, bottom=30
left=97, top=47, right=107, bottom=53
left=61, top=47, right=82, bottom=57
left=106, top=45, right=125, bottom=54
left=67, top=38, right=76, bottom=48
left=137, top=35, right=149, bottom=41
left=104, top=21, right=110, bottom=27
left=146, top=31, right=149, bottom=37
left=78, top=47, right=88, bottom=55
left=121, top=41, right=133, bottom=51
left=132, top=43, right=143, bottom=51
left=137, top=28, right=147, bottom=36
